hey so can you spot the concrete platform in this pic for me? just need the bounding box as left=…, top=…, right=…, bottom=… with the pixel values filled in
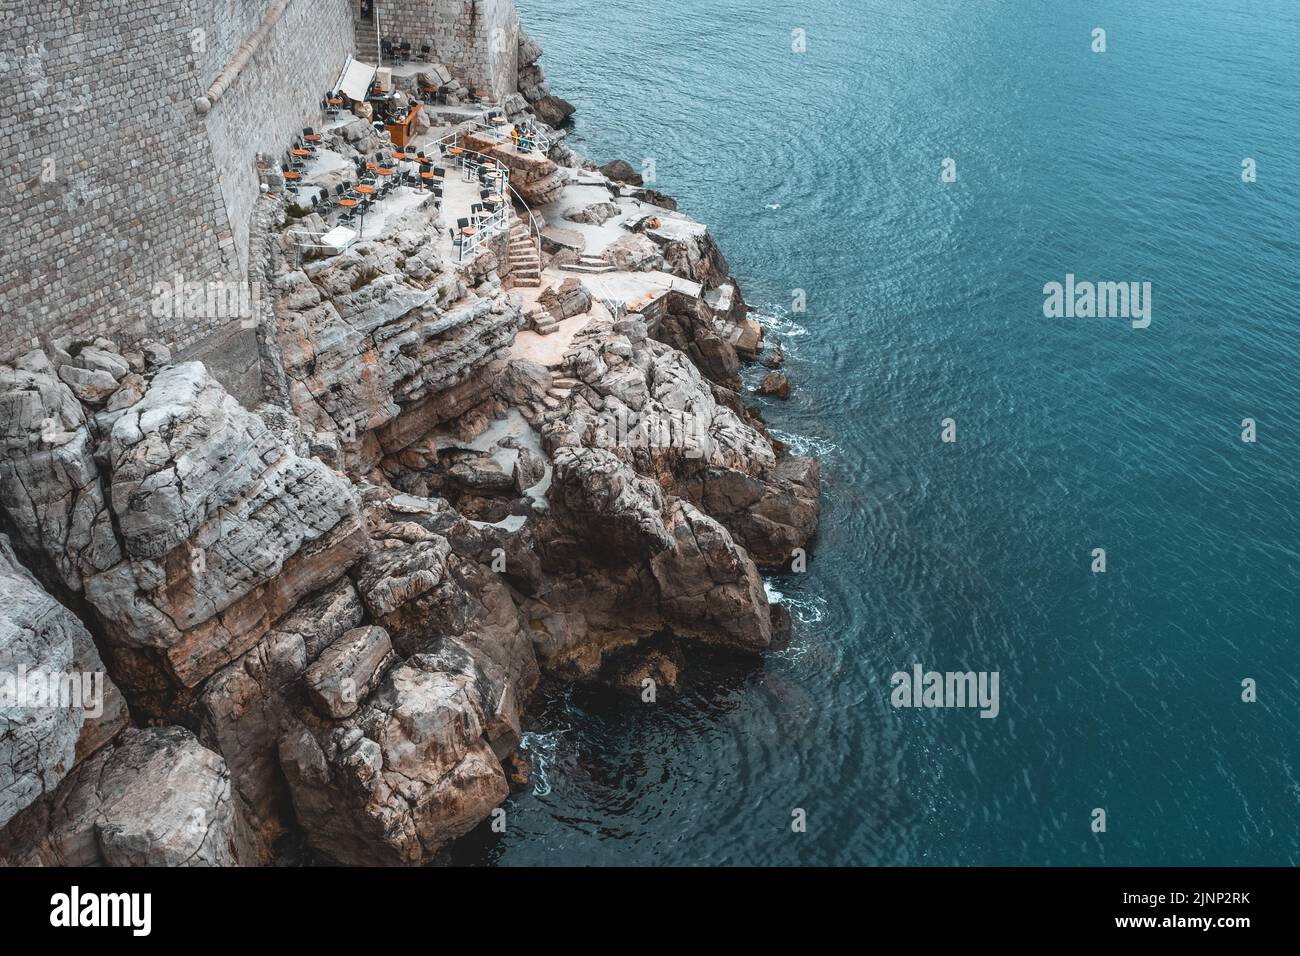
left=356, top=186, right=436, bottom=239
left=509, top=308, right=604, bottom=368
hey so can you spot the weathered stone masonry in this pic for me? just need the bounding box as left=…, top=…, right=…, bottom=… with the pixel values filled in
left=0, top=0, right=352, bottom=384
left=368, top=0, right=520, bottom=100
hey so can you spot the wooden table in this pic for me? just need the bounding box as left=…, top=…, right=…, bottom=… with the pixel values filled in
left=304, top=134, right=322, bottom=143
left=383, top=101, right=421, bottom=149
left=355, top=184, right=375, bottom=195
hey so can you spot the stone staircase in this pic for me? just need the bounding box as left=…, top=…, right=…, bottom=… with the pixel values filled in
left=354, top=5, right=378, bottom=60
left=547, top=375, right=580, bottom=404
left=526, top=307, right=558, bottom=336
left=509, top=221, right=542, bottom=288
left=560, top=253, right=616, bottom=275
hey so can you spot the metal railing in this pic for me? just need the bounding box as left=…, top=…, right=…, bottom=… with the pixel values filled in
left=472, top=118, right=550, bottom=156
left=435, top=131, right=544, bottom=266
left=458, top=202, right=509, bottom=262
left=585, top=275, right=626, bottom=319
left=506, top=180, right=542, bottom=265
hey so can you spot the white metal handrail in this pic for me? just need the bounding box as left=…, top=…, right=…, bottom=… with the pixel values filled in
left=505, top=180, right=542, bottom=264
left=585, top=275, right=626, bottom=319
left=435, top=131, right=543, bottom=264
left=472, top=119, right=550, bottom=156
left=458, top=202, right=509, bottom=262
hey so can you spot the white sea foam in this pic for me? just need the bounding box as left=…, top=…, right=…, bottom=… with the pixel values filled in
left=755, top=307, right=809, bottom=339
left=782, top=592, right=829, bottom=626
left=519, top=730, right=565, bottom=797
left=772, top=637, right=811, bottom=663
left=770, top=428, right=840, bottom=458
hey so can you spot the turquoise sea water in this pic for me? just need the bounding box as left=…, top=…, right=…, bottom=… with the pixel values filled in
left=473, top=0, right=1300, bottom=865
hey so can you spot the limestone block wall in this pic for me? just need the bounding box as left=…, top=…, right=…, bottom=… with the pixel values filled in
left=0, top=0, right=351, bottom=384
left=372, top=0, right=519, bottom=100
left=1, top=2, right=229, bottom=361
left=205, top=0, right=354, bottom=278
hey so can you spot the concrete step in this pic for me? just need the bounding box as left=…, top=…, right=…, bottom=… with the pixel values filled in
left=560, top=262, right=617, bottom=274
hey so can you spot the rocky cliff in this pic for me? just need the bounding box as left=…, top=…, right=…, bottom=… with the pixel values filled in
left=0, top=17, right=817, bottom=867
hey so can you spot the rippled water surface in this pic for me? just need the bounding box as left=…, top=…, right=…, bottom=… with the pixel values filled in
left=466, top=0, right=1300, bottom=865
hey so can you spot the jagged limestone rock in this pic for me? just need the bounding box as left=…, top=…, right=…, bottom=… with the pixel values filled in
left=0, top=351, right=121, bottom=592
left=278, top=636, right=510, bottom=866
left=0, top=727, right=243, bottom=866
left=545, top=445, right=772, bottom=653
left=604, top=234, right=664, bottom=273
left=304, top=626, right=395, bottom=720
left=274, top=258, right=520, bottom=470
left=82, top=362, right=368, bottom=698
left=0, top=535, right=128, bottom=831
left=537, top=277, right=593, bottom=320
left=195, top=580, right=364, bottom=864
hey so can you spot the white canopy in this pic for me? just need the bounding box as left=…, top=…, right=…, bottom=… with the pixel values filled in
left=334, top=56, right=376, bottom=100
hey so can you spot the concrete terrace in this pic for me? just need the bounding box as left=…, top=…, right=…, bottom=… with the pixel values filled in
left=289, top=110, right=513, bottom=251
left=287, top=99, right=736, bottom=376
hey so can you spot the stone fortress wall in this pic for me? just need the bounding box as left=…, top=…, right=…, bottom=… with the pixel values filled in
left=0, top=0, right=354, bottom=382
left=367, top=0, right=520, bottom=101
left=0, top=0, right=517, bottom=394
left=203, top=0, right=355, bottom=280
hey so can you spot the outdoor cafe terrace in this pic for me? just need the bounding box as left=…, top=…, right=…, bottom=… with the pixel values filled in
left=270, top=75, right=720, bottom=370
left=277, top=83, right=553, bottom=266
